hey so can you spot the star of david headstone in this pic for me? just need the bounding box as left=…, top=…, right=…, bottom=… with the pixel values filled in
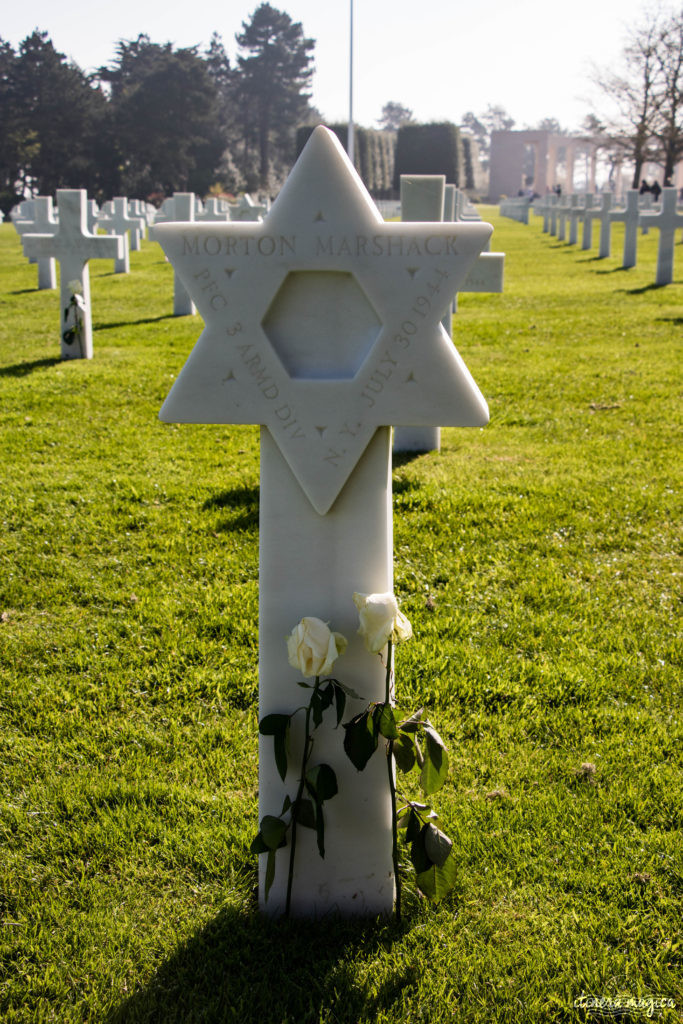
left=153, top=127, right=493, bottom=916
left=153, top=127, right=490, bottom=514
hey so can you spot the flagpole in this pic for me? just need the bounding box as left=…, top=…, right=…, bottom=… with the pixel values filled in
left=348, top=0, right=355, bottom=165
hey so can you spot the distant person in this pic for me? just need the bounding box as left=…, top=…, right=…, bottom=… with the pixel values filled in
left=651, top=180, right=662, bottom=200
left=639, top=180, right=651, bottom=194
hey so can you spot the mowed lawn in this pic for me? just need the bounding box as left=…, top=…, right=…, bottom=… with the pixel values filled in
left=0, top=205, right=681, bottom=1024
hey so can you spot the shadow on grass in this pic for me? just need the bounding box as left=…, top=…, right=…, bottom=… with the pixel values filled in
left=392, top=451, right=431, bottom=470
left=96, top=314, right=178, bottom=330
left=8, top=287, right=41, bottom=295
left=107, top=905, right=404, bottom=1024
left=203, top=485, right=259, bottom=531
left=656, top=315, right=683, bottom=324
left=620, top=282, right=668, bottom=295
left=593, top=266, right=633, bottom=275
left=0, top=356, right=61, bottom=377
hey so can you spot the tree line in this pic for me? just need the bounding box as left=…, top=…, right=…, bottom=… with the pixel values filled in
left=590, top=4, right=683, bottom=187
left=0, top=3, right=317, bottom=215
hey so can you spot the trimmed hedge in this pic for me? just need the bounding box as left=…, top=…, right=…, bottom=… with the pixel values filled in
left=296, top=124, right=396, bottom=197
left=393, top=122, right=465, bottom=189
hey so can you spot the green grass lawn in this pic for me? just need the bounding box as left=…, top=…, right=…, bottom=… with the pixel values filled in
left=0, top=207, right=681, bottom=1024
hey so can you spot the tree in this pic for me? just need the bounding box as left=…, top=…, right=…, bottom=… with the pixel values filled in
left=8, top=32, right=109, bottom=199
left=590, top=5, right=683, bottom=187
left=100, top=35, right=226, bottom=197
left=234, top=4, right=315, bottom=191
left=460, top=105, right=515, bottom=170
left=377, top=102, right=414, bottom=131
left=533, top=118, right=567, bottom=134
left=652, top=7, right=683, bottom=182
left=0, top=39, right=25, bottom=215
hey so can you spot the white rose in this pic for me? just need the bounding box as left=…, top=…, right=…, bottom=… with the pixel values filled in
left=353, top=592, right=413, bottom=654
left=286, top=617, right=347, bottom=677
left=68, top=279, right=83, bottom=295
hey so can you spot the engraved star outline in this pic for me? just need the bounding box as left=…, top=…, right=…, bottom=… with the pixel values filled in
left=153, top=127, right=491, bottom=514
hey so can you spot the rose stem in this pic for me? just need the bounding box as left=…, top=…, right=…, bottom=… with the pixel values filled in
left=285, top=675, right=319, bottom=917
left=385, top=640, right=401, bottom=923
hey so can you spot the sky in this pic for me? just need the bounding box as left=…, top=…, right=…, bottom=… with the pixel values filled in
left=4, top=0, right=653, bottom=132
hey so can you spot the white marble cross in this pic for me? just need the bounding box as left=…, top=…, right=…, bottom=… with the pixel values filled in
left=556, top=194, right=572, bottom=242
left=152, top=127, right=491, bottom=917
left=21, top=189, right=123, bottom=359
left=568, top=194, right=582, bottom=246
left=639, top=187, right=683, bottom=285
left=609, top=190, right=640, bottom=268
left=103, top=197, right=146, bottom=251
left=196, top=198, right=232, bottom=222
left=586, top=193, right=614, bottom=258
left=14, top=196, right=59, bottom=289
left=580, top=194, right=596, bottom=250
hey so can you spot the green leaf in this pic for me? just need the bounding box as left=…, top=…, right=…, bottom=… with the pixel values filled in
left=393, top=730, right=416, bottom=772
left=259, top=714, right=290, bottom=782
left=265, top=848, right=277, bottom=900
left=409, top=824, right=432, bottom=874
left=420, top=728, right=449, bottom=795
left=343, top=710, right=378, bottom=771
left=415, top=854, right=457, bottom=902
left=259, top=713, right=291, bottom=735
left=377, top=704, right=399, bottom=740
left=311, top=684, right=334, bottom=728
left=305, top=763, right=338, bottom=803
left=250, top=831, right=270, bottom=855
left=396, top=808, right=410, bottom=829
left=399, top=707, right=424, bottom=733
left=423, top=822, right=453, bottom=867
left=293, top=798, right=316, bottom=830
left=331, top=680, right=362, bottom=700
left=332, top=683, right=346, bottom=727
left=260, top=815, right=288, bottom=850
left=280, top=794, right=292, bottom=816
left=405, top=808, right=423, bottom=844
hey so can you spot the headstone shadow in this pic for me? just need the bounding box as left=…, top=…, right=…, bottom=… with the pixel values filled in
left=392, top=451, right=429, bottom=470
left=620, top=282, right=670, bottom=295
left=96, top=313, right=178, bottom=330
left=106, top=903, right=400, bottom=1024
left=0, top=356, right=61, bottom=377
left=203, top=485, right=259, bottom=531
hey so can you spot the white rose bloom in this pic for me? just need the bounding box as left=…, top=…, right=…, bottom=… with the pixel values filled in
left=286, top=616, right=347, bottom=677
left=353, top=592, right=413, bottom=654
left=68, top=279, right=83, bottom=295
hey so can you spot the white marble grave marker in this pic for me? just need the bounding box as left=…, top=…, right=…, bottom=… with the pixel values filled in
left=14, top=196, right=59, bottom=289
left=639, top=187, right=683, bottom=285
left=97, top=199, right=132, bottom=274
left=152, top=127, right=491, bottom=917
left=21, top=189, right=123, bottom=360
left=609, top=190, right=640, bottom=268
left=580, top=194, right=596, bottom=250
left=568, top=194, right=582, bottom=246
left=394, top=174, right=446, bottom=454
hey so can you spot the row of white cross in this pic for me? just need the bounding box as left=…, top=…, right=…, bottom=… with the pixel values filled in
left=500, top=189, right=683, bottom=285
left=13, top=190, right=270, bottom=357
left=13, top=183, right=502, bottom=363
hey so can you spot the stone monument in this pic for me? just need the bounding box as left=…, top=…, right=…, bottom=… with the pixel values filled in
left=21, top=189, right=123, bottom=359
left=152, top=127, right=491, bottom=917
